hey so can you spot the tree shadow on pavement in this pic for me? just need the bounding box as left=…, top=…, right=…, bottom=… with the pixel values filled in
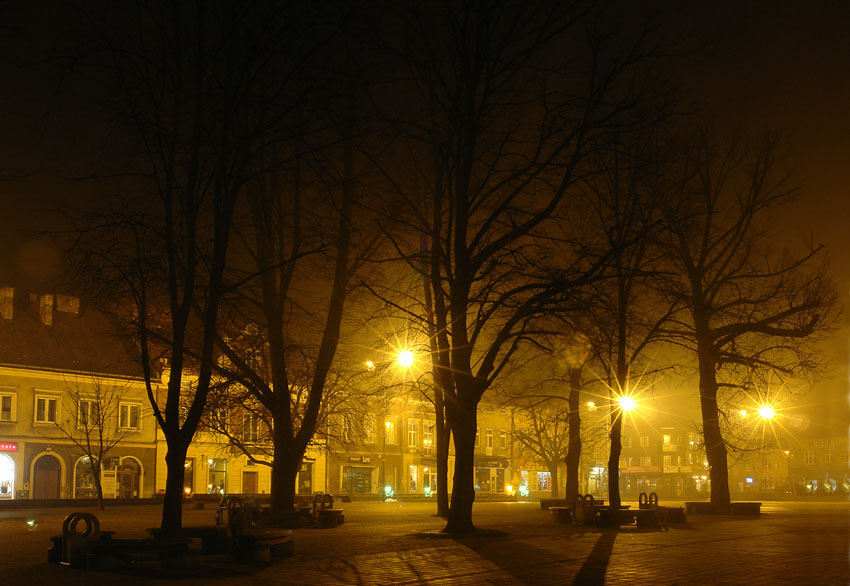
left=570, top=530, right=617, bottom=586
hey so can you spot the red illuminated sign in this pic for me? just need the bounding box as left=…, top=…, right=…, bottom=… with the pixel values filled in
left=0, top=442, right=17, bottom=452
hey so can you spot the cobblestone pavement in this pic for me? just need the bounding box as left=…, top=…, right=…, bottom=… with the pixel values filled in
left=0, top=500, right=846, bottom=585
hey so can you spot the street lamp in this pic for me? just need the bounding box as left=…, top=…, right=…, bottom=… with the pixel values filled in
left=396, top=349, right=414, bottom=369
left=616, top=395, right=636, bottom=412
left=757, top=404, right=775, bottom=420
left=382, top=420, right=392, bottom=498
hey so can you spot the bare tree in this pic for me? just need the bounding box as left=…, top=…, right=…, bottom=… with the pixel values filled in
left=70, top=1, right=322, bottom=535
left=382, top=1, right=664, bottom=532
left=53, top=373, right=138, bottom=509
left=658, top=135, right=839, bottom=510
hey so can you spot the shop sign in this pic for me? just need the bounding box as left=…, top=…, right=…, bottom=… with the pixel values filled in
left=0, top=442, right=16, bottom=452
left=348, top=456, right=371, bottom=464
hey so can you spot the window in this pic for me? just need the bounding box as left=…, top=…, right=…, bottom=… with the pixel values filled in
left=640, top=436, right=650, bottom=447
left=663, top=455, right=672, bottom=467
left=485, top=429, right=494, bottom=449
left=622, top=436, right=632, bottom=448
left=119, top=403, right=141, bottom=429
left=35, top=396, right=58, bottom=424
left=663, top=434, right=672, bottom=445
left=475, top=428, right=480, bottom=448
left=0, top=393, right=15, bottom=422
left=640, top=456, right=652, bottom=467
left=424, top=422, right=434, bottom=448
left=385, top=419, right=397, bottom=444
left=408, top=420, right=419, bottom=447
left=243, top=412, right=262, bottom=442
left=804, top=451, right=816, bottom=465
left=825, top=450, right=833, bottom=464
left=78, top=400, right=100, bottom=428
left=499, top=430, right=507, bottom=450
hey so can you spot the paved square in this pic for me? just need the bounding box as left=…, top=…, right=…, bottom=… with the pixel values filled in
left=1, top=500, right=846, bottom=585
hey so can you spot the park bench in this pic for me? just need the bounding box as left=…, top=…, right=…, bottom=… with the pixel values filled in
left=312, top=493, right=345, bottom=528
left=685, top=501, right=760, bottom=515
left=84, top=536, right=191, bottom=570
left=549, top=506, right=572, bottom=523
left=147, top=525, right=230, bottom=554
left=540, top=499, right=568, bottom=511
left=48, top=512, right=116, bottom=568
left=233, top=528, right=294, bottom=563
left=638, top=491, right=686, bottom=524
left=573, top=494, right=607, bottom=525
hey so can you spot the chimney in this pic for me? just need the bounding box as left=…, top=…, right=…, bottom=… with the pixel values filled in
left=40, top=294, right=54, bottom=326
left=0, top=287, right=12, bottom=320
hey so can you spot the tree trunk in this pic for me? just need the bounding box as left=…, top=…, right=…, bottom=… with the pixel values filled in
left=444, top=402, right=477, bottom=533
left=161, top=443, right=189, bottom=536
left=92, top=459, right=105, bottom=510
left=549, top=462, right=560, bottom=499
left=270, top=430, right=300, bottom=512
left=436, top=418, right=450, bottom=518
left=698, top=346, right=730, bottom=509
left=564, top=366, right=582, bottom=505
left=607, top=409, right=623, bottom=525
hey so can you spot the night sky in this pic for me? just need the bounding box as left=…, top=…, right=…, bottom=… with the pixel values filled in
left=0, top=0, right=847, bottom=431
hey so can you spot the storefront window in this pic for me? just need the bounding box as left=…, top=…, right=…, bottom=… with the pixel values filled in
left=537, top=471, right=551, bottom=491
left=0, top=454, right=12, bottom=498
left=475, top=468, right=491, bottom=491
left=74, top=457, right=97, bottom=498
left=207, top=458, right=227, bottom=494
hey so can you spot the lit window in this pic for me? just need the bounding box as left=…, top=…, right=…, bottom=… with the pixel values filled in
left=119, top=403, right=141, bottom=429
left=385, top=419, right=397, bottom=444
left=640, top=456, right=652, bottom=467
left=663, top=434, right=672, bottom=445
left=35, top=396, right=58, bottom=424
left=640, top=436, right=650, bottom=447
left=364, top=415, right=376, bottom=443
left=485, top=429, right=494, bottom=448
left=475, top=428, right=480, bottom=448
left=408, top=420, right=419, bottom=446
left=804, top=451, right=816, bottom=465
left=499, top=430, right=507, bottom=449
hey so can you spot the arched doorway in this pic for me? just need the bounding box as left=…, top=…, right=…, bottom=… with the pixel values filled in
left=33, top=455, right=61, bottom=499
left=0, top=454, right=14, bottom=499
left=117, top=458, right=141, bottom=499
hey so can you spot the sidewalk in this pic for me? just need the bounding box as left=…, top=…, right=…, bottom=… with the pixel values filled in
left=2, top=501, right=847, bottom=585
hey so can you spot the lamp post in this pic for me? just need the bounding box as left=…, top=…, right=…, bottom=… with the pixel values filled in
left=382, top=420, right=390, bottom=497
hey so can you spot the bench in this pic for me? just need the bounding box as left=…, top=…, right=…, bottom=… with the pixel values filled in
left=85, top=537, right=191, bottom=570
left=615, top=508, right=660, bottom=529
left=147, top=525, right=230, bottom=554
left=685, top=501, right=761, bottom=516
left=549, top=506, right=572, bottom=523
left=48, top=512, right=115, bottom=568
left=233, top=529, right=294, bottom=563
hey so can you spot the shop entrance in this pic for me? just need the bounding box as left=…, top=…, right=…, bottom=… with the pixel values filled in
left=117, top=459, right=141, bottom=498
left=342, top=466, right=372, bottom=494
left=33, top=455, right=61, bottom=499
left=0, top=453, right=13, bottom=498
left=298, top=462, right=313, bottom=494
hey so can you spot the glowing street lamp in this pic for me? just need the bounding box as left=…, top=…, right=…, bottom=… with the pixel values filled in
left=616, top=395, right=636, bottom=412
left=757, top=404, right=775, bottom=420
left=396, top=350, right=414, bottom=369
left=365, top=360, right=375, bottom=371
